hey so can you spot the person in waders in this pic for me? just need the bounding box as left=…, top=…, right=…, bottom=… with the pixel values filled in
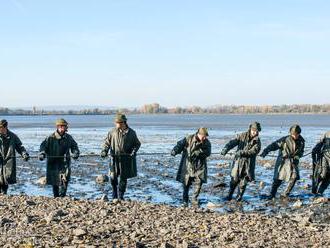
left=260, top=125, right=305, bottom=199
left=311, top=131, right=330, bottom=195
left=171, top=127, right=211, bottom=207
left=221, top=122, right=261, bottom=202
left=39, top=118, right=79, bottom=197
left=0, top=119, right=30, bottom=194
left=101, top=113, right=141, bottom=202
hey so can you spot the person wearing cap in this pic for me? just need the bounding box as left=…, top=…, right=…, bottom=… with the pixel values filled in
left=0, top=119, right=30, bottom=194
left=101, top=113, right=141, bottom=201
left=171, top=127, right=211, bottom=206
left=39, top=118, right=80, bottom=197
left=221, top=122, right=262, bottom=201
left=260, top=124, right=305, bottom=199
left=311, top=131, right=330, bottom=195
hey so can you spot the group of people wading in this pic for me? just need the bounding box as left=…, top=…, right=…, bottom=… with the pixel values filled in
left=0, top=115, right=329, bottom=207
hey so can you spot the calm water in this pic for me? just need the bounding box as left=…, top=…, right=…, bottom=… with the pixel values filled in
left=1, top=114, right=330, bottom=212
left=3, top=114, right=330, bottom=153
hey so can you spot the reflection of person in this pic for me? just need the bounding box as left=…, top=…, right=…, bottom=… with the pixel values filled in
left=101, top=113, right=141, bottom=201
left=221, top=122, right=261, bottom=201
left=0, top=119, right=30, bottom=194
left=311, top=131, right=330, bottom=195
left=39, top=119, right=79, bottom=197
left=260, top=125, right=305, bottom=199
left=171, top=127, right=211, bottom=207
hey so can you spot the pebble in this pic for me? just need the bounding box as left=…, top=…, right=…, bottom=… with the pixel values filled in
left=95, top=174, right=109, bottom=184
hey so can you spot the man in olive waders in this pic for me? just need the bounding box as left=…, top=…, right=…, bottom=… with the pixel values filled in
left=311, top=131, right=330, bottom=195
left=171, top=127, right=211, bottom=207
left=0, top=119, right=30, bottom=194
left=39, top=119, right=80, bottom=197
left=260, top=125, right=305, bottom=199
left=221, top=122, right=261, bottom=201
left=101, top=113, right=141, bottom=202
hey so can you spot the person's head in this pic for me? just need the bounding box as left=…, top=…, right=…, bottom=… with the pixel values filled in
left=249, top=122, right=261, bottom=138
left=55, top=118, right=68, bottom=135
left=197, top=127, right=209, bottom=142
left=0, top=119, right=8, bottom=135
left=114, top=113, right=128, bottom=129
left=290, top=124, right=301, bottom=140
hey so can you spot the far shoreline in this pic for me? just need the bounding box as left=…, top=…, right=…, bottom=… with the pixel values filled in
left=1, top=112, right=330, bottom=116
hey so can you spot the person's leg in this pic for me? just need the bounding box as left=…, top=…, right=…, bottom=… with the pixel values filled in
left=182, top=178, right=192, bottom=205
left=0, top=184, right=9, bottom=195
left=192, top=177, right=202, bottom=204
left=269, top=179, right=282, bottom=199
left=118, top=178, right=127, bottom=200
left=317, top=179, right=330, bottom=195
left=53, top=185, right=60, bottom=197
left=237, top=178, right=248, bottom=201
left=110, top=176, right=119, bottom=199
left=225, top=178, right=238, bottom=201
left=283, top=178, right=297, bottom=197
left=312, top=167, right=320, bottom=194
left=59, top=181, right=69, bottom=197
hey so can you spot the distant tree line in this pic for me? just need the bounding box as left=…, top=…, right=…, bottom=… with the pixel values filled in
left=1, top=104, right=330, bottom=116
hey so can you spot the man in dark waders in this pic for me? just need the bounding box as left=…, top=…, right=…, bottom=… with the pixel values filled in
left=0, top=119, right=30, bottom=194
left=171, top=127, right=211, bottom=207
left=221, top=122, right=261, bottom=201
left=101, top=114, right=141, bottom=202
left=39, top=119, right=80, bottom=197
left=260, top=125, right=305, bottom=199
left=312, top=131, right=330, bottom=195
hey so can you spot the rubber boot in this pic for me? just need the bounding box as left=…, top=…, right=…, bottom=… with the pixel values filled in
left=225, top=180, right=237, bottom=201
left=318, top=179, right=330, bottom=195
left=283, top=179, right=296, bottom=197
left=268, top=180, right=281, bottom=199
left=236, top=184, right=247, bottom=202
left=192, top=182, right=202, bottom=206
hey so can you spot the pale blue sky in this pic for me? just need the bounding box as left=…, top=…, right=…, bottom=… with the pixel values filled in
left=0, top=0, right=329, bottom=108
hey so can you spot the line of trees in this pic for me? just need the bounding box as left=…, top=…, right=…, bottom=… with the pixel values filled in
left=1, top=104, right=330, bottom=116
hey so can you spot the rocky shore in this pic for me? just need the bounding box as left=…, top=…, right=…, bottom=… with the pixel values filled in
left=1, top=195, right=330, bottom=247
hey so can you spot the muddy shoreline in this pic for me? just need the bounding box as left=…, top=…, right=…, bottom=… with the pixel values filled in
left=1, top=195, right=330, bottom=247
left=9, top=154, right=324, bottom=214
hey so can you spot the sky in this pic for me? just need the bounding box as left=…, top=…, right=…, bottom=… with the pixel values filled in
left=0, top=0, right=329, bottom=108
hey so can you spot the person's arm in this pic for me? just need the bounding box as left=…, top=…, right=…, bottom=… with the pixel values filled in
left=197, top=140, right=212, bottom=159
left=132, top=131, right=141, bottom=155
left=171, top=137, right=187, bottom=156
left=70, top=137, right=80, bottom=159
left=260, top=137, right=284, bottom=157
left=295, top=139, right=305, bottom=159
left=221, top=135, right=239, bottom=155
left=14, top=135, right=29, bottom=161
left=312, top=135, right=324, bottom=162
left=101, top=132, right=112, bottom=157
left=240, top=139, right=261, bottom=157
left=39, top=137, right=48, bottom=161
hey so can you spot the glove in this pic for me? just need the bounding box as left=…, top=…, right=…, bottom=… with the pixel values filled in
left=22, top=152, right=30, bottom=161
left=100, top=150, right=107, bottom=158
left=171, top=150, right=176, bottom=157
left=260, top=150, right=267, bottom=158
left=72, top=152, right=79, bottom=160
left=220, top=149, right=227, bottom=156
left=38, top=152, right=46, bottom=161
